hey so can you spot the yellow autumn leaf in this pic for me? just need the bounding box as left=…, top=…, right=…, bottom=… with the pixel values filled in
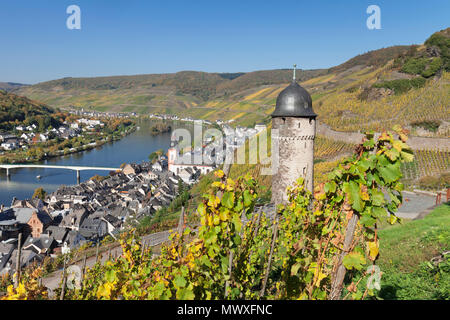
left=214, top=170, right=224, bottom=178
left=212, top=181, right=224, bottom=189
left=367, top=241, right=379, bottom=260
left=207, top=196, right=220, bottom=208
left=297, top=292, right=309, bottom=300
left=97, top=282, right=115, bottom=299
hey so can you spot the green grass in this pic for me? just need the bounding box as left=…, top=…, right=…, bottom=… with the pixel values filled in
left=375, top=202, right=450, bottom=299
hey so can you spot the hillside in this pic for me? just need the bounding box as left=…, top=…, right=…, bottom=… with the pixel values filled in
left=0, top=90, right=61, bottom=131
left=14, top=28, right=450, bottom=134
left=0, top=82, right=28, bottom=92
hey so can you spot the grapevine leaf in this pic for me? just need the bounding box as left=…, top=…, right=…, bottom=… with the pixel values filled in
left=385, top=148, right=400, bottom=161
left=291, top=262, right=301, bottom=276
left=222, top=192, right=235, bottom=209
left=343, top=181, right=364, bottom=212
left=174, top=275, right=187, bottom=288
left=378, top=163, right=401, bottom=183
left=360, top=214, right=376, bottom=227
left=367, top=241, right=379, bottom=260
left=400, top=150, right=414, bottom=162
left=370, top=189, right=385, bottom=206
left=243, top=190, right=252, bottom=207
left=343, top=252, right=366, bottom=270
left=371, top=206, right=387, bottom=219
left=177, top=287, right=195, bottom=300
left=324, top=181, right=336, bottom=194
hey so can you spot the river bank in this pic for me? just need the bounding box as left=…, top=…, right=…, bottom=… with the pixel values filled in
left=0, top=119, right=194, bottom=205
left=0, top=121, right=136, bottom=165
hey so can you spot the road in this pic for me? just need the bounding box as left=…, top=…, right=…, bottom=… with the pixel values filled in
left=42, top=230, right=172, bottom=297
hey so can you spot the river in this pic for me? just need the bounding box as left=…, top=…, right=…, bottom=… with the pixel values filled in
left=0, top=119, right=193, bottom=206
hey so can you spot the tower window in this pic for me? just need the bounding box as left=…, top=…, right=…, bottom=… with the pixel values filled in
left=282, top=117, right=286, bottom=124
left=298, top=123, right=301, bottom=129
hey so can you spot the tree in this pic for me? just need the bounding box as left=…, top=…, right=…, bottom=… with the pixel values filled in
left=148, top=149, right=164, bottom=163
left=32, top=187, right=47, bottom=201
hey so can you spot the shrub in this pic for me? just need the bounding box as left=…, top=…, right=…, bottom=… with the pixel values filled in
left=418, top=173, right=450, bottom=190
left=402, top=57, right=428, bottom=75
left=411, top=120, right=441, bottom=132
left=373, top=77, right=426, bottom=94
left=422, top=57, right=443, bottom=77
left=425, top=32, right=450, bottom=71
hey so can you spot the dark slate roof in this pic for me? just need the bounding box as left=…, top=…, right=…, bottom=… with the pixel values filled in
left=5, top=208, right=32, bottom=224
left=271, top=81, right=316, bottom=118
left=9, top=249, right=43, bottom=270
left=0, top=243, right=15, bottom=255
left=23, top=235, right=56, bottom=251
left=45, top=226, right=69, bottom=242
left=103, top=214, right=121, bottom=228
left=65, top=230, right=87, bottom=248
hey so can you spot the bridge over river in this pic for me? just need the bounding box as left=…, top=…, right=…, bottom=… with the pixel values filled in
left=0, top=164, right=120, bottom=184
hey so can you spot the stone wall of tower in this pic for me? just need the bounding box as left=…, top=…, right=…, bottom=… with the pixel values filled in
left=271, top=116, right=316, bottom=205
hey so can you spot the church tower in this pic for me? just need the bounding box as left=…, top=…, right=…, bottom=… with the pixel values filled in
left=271, top=65, right=317, bottom=204
left=167, top=141, right=177, bottom=174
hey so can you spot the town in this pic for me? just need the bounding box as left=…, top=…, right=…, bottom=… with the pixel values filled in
left=0, top=110, right=136, bottom=165
left=0, top=116, right=267, bottom=277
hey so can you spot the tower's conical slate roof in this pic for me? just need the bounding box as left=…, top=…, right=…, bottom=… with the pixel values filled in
left=271, top=80, right=317, bottom=118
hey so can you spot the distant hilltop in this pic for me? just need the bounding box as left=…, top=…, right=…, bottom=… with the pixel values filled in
left=0, top=82, right=29, bottom=92
left=10, top=28, right=450, bottom=134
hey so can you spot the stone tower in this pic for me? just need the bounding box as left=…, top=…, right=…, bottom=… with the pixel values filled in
left=271, top=65, right=317, bottom=204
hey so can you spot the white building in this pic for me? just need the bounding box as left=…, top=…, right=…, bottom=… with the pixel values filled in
left=167, top=147, right=214, bottom=184
left=1, top=142, right=17, bottom=150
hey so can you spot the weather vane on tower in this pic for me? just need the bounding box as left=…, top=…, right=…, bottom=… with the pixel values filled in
left=293, top=64, right=297, bottom=82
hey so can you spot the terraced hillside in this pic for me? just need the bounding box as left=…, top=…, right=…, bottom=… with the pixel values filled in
left=15, top=69, right=325, bottom=119
left=15, top=29, right=449, bottom=136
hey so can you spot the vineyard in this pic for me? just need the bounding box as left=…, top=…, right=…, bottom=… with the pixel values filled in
left=221, top=128, right=448, bottom=196
left=2, top=129, right=415, bottom=300
left=314, top=136, right=355, bottom=159
left=312, top=71, right=450, bottom=134
left=401, top=149, right=450, bottom=180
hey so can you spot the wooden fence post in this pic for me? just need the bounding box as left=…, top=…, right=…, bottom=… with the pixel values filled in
left=81, top=254, right=87, bottom=280
left=59, top=256, right=67, bottom=300
left=330, top=213, right=359, bottom=300
left=217, top=164, right=232, bottom=297
left=14, top=233, right=22, bottom=288
left=95, top=241, right=100, bottom=263
left=260, top=215, right=279, bottom=298
left=177, top=206, right=185, bottom=235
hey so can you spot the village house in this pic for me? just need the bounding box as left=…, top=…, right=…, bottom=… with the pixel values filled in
left=122, top=163, right=142, bottom=175
left=23, top=234, right=58, bottom=255
left=1, top=141, right=17, bottom=150
left=0, top=132, right=16, bottom=142
left=26, top=210, right=53, bottom=238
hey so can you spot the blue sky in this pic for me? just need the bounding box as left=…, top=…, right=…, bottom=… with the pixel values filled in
left=1, top=0, right=449, bottom=84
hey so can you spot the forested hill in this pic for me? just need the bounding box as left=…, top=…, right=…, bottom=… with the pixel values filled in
left=17, top=69, right=326, bottom=102
left=0, top=82, right=28, bottom=92
left=0, top=90, right=61, bottom=132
